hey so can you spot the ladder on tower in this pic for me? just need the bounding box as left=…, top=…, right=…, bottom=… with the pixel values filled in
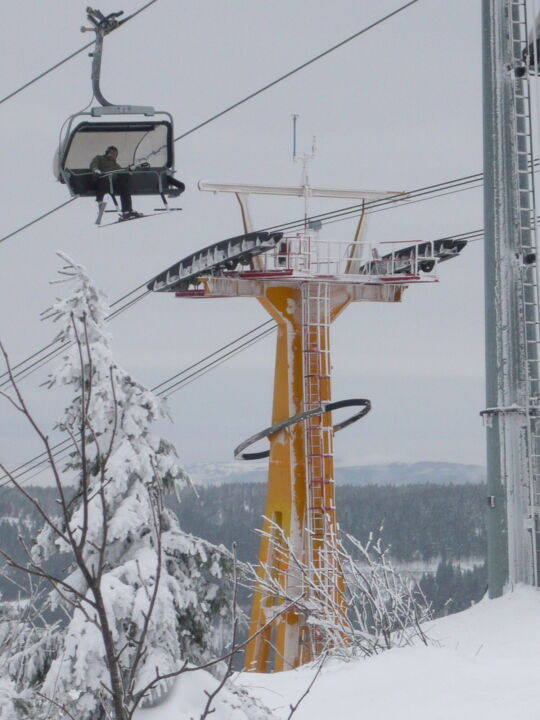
left=301, top=281, right=341, bottom=653
left=510, top=0, right=540, bottom=583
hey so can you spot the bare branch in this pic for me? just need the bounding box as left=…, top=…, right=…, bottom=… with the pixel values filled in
left=36, top=691, right=78, bottom=720
left=0, top=340, right=67, bottom=502
left=246, top=519, right=431, bottom=660
left=198, top=543, right=239, bottom=720
left=0, top=546, right=95, bottom=610
left=0, top=460, right=68, bottom=544
left=0, top=388, right=24, bottom=413
left=126, top=480, right=163, bottom=703
left=286, top=653, right=327, bottom=719
left=132, top=595, right=300, bottom=712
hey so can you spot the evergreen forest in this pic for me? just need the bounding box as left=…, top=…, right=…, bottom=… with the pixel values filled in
left=0, top=481, right=487, bottom=618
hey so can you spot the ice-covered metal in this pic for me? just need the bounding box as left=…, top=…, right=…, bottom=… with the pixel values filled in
left=482, top=0, right=540, bottom=593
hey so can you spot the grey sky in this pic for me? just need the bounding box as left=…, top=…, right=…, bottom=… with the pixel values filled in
left=0, top=0, right=485, bottom=473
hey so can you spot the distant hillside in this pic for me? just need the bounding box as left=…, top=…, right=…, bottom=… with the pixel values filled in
left=0, top=482, right=486, bottom=569
left=0, top=482, right=487, bottom=617
left=186, top=461, right=486, bottom=486
left=174, top=482, right=487, bottom=565
left=336, top=462, right=485, bottom=486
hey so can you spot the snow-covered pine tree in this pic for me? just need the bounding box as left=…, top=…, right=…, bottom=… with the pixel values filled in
left=29, top=254, right=232, bottom=719
left=0, top=679, right=31, bottom=720
left=0, top=596, right=57, bottom=720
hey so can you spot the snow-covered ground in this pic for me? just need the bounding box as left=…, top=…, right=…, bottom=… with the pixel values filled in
left=138, top=587, right=540, bottom=720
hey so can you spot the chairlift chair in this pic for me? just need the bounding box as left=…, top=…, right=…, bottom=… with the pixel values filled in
left=56, top=110, right=179, bottom=203
left=54, top=7, right=181, bottom=212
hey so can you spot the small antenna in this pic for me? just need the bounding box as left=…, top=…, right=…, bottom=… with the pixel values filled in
left=292, top=113, right=299, bottom=160
left=290, top=115, right=317, bottom=226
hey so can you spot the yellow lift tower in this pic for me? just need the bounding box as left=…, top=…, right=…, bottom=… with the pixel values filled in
left=147, top=177, right=466, bottom=673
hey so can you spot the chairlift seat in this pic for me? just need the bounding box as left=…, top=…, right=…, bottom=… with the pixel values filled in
left=64, top=167, right=174, bottom=197
left=59, top=119, right=175, bottom=198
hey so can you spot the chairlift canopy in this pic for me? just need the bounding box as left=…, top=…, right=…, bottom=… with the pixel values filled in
left=58, top=115, right=175, bottom=198
left=55, top=8, right=182, bottom=210
left=64, top=120, right=173, bottom=169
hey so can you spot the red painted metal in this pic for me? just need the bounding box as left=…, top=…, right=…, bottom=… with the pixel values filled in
left=175, top=290, right=205, bottom=297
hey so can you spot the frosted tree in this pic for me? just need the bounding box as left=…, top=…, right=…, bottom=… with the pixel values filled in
left=246, top=520, right=431, bottom=660
left=0, top=255, right=232, bottom=719
left=0, top=593, right=57, bottom=720
left=0, top=679, right=31, bottom=720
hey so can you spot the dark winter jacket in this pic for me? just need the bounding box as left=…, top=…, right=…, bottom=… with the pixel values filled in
left=90, top=154, right=121, bottom=174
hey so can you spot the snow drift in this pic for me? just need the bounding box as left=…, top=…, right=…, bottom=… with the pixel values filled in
left=137, top=587, right=540, bottom=720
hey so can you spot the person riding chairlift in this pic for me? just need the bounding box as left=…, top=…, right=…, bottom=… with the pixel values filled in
left=90, top=145, right=142, bottom=220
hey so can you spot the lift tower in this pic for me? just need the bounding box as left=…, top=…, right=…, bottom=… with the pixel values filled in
left=148, top=181, right=466, bottom=671
left=482, top=0, right=540, bottom=594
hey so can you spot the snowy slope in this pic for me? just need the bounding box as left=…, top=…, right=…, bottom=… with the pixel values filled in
left=134, top=669, right=273, bottom=720
left=241, top=587, right=540, bottom=720
left=137, top=587, right=540, bottom=719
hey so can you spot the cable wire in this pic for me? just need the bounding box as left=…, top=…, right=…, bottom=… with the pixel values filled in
left=0, top=198, right=77, bottom=245
left=0, top=210, right=497, bottom=488
left=0, top=0, right=422, bottom=246
left=151, top=319, right=273, bottom=393
left=157, top=325, right=276, bottom=397
left=0, top=0, right=160, bottom=107
left=0, top=169, right=490, bottom=389
left=0, top=320, right=277, bottom=487
left=0, top=0, right=505, bottom=397
left=0, top=285, right=151, bottom=389
left=173, top=0, right=421, bottom=142
left=0, top=42, right=94, bottom=107
left=0, top=208, right=495, bottom=488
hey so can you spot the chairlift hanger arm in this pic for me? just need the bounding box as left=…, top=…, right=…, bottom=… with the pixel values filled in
left=82, top=7, right=125, bottom=107
left=85, top=8, right=124, bottom=35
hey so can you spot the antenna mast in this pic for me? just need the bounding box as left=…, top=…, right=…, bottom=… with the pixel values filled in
left=292, top=114, right=316, bottom=226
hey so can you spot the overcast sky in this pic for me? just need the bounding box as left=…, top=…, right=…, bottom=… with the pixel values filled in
left=0, top=0, right=488, bottom=477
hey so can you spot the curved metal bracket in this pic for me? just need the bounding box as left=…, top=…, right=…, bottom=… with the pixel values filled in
left=91, top=31, right=112, bottom=107
left=234, top=398, right=371, bottom=461
left=82, top=8, right=125, bottom=107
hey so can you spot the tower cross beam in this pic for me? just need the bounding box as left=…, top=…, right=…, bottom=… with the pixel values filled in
left=198, top=180, right=406, bottom=201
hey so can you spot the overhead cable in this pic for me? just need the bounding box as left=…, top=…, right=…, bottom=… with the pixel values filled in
left=0, top=167, right=481, bottom=248
left=0, top=198, right=77, bottom=246
left=0, top=0, right=160, bottom=107
left=0, top=320, right=276, bottom=487
left=0, top=169, right=492, bottom=388
left=0, top=0, right=422, bottom=248
left=0, top=216, right=498, bottom=487
left=0, top=286, right=150, bottom=389
left=259, top=173, right=485, bottom=237
left=173, top=0, right=421, bottom=142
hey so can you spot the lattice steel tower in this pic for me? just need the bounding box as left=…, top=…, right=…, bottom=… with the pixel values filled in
left=482, top=0, right=540, bottom=594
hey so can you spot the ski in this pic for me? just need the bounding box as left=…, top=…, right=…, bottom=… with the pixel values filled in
left=95, top=201, right=108, bottom=225
left=97, top=208, right=182, bottom=228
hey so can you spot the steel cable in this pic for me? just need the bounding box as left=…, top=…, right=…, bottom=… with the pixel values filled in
left=0, top=0, right=422, bottom=246
left=173, top=0, right=421, bottom=143
left=0, top=171, right=492, bottom=389
left=0, top=216, right=495, bottom=486
left=0, top=0, right=161, bottom=107
left=0, top=321, right=276, bottom=487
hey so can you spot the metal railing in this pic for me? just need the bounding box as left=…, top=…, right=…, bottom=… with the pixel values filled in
left=256, top=233, right=440, bottom=280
